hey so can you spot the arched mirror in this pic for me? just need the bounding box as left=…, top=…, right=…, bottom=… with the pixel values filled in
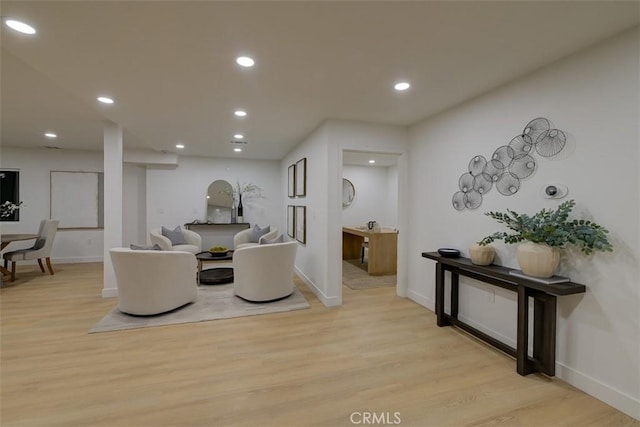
left=206, top=180, right=234, bottom=223
left=342, top=178, right=355, bottom=207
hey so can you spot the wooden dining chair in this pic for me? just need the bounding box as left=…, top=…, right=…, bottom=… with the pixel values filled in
left=3, top=219, right=59, bottom=282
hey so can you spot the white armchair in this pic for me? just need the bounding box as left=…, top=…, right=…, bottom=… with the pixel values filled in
left=109, top=248, right=198, bottom=315
left=149, top=227, right=201, bottom=254
left=233, top=225, right=278, bottom=249
left=232, top=241, right=297, bottom=302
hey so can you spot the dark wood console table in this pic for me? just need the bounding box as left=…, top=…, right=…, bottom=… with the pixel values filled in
left=184, top=222, right=250, bottom=230
left=421, top=252, right=586, bottom=377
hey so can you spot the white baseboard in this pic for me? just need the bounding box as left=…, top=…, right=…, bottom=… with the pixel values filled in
left=54, top=256, right=104, bottom=264
left=294, top=266, right=341, bottom=307
left=12, top=256, right=104, bottom=265
left=407, top=289, right=433, bottom=311
left=556, top=362, right=640, bottom=420
left=101, top=288, right=118, bottom=298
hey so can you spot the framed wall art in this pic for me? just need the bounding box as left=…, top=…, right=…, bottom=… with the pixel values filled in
left=287, top=205, right=295, bottom=238
left=295, top=157, right=307, bottom=197
left=295, top=205, right=306, bottom=244
left=287, top=164, right=296, bottom=198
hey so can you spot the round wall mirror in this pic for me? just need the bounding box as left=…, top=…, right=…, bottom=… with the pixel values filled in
left=342, top=178, right=355, bottom=207
left=206, top=180, right=233, bottom=223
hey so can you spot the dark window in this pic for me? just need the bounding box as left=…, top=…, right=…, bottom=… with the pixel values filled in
left=0, top=170, right=20, bottom=222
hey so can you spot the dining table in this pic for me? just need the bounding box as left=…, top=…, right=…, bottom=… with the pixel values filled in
left=1, top=233, right=38, bottom=278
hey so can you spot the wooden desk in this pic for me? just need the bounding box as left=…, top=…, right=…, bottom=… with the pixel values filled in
left=342, top=226, right=397, bottom=275
left=422, top=252, right=586, bottom=376
left=1, top=234, right=38, bottom=279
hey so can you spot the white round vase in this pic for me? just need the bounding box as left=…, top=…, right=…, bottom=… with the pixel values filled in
left=516, top=242, right=560, bottom=278
left=469, top=243, right=495, bottom=266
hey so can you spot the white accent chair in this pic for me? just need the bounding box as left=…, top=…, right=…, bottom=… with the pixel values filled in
left=233, top=226, right=278, bottom=249
left=149, top=227, right=201, bottom=254
left=3, top=219, right=59, bottom=282
left=233, top=241, right=297, bottom=302
left=109, top=248, right=198, bottom=315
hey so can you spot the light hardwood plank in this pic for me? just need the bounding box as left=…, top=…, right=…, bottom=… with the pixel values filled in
left=0, top=263, right=636, bottom=427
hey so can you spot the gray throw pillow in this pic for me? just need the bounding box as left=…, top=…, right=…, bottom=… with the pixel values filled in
left=161, top=226, right=187, bottom=245
left=250, top=224, right=270, bottom=243
left=259, top=234, right=284, bottom=245
left=130, top=243, right=162, bottom=250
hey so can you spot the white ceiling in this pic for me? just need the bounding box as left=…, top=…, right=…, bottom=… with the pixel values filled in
left=1, top=1, right=638, bottom=161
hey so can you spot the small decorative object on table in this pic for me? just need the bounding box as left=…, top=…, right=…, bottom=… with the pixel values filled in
left=469, top=243, right=495, bottom=266
left=478, top=200, right=612, bottom=278
left=209, top=246, right=229, bottom=257
left=437, top=248, right=460, bottom=258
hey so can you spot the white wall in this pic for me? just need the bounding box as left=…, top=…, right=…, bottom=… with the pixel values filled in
left=407, top=28, right=639, bottom=418
left=342, top=165, right=396, bottom=228
left=282, top=124, right=332, bottom=303
left=0, top=147, right=104, bottom=263
left=146, top=155, right=283, bottom=248
left=0, top=149, right=282, bottom=264
left=122, top=163, right=147, bottom=246
left=386, top=165, right=398, bottom=227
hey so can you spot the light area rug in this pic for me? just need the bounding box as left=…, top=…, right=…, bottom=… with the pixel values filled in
left=90, top=284, right=309, bottom=333
left=342, top=259, right=396, bottom=290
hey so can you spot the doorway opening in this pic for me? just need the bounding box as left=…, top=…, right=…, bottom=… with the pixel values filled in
left=340, top=150, right=400, bottom=294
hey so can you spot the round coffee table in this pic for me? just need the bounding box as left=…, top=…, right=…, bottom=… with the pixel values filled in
left=196, top=251, right=234, bottom=285
left=199, top=267, right=234, bottom=285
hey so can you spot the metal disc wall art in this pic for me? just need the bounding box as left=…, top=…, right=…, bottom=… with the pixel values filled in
left=536, top=128, right=566, bottom=157
left=451, top=117, right=568, bottom=211
left=468, top=155, right=487, bottom=176
left=522, top=117, right=550, bottom=144
left=458, top=172, right=475, bottom=193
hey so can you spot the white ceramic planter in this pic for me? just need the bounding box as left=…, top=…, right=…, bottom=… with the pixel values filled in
left=469, top=243, right=495, bottom=266
left=516, top=242, right=560, bottom=278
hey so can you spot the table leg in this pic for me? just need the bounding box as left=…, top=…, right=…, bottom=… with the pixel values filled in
left=533, top=292, right=557, bottom=376
left=450, top=272, right=459, bottom=320
left=517, top=285, right=535, bottom=375
left=435, top=263, right=451, bottom=327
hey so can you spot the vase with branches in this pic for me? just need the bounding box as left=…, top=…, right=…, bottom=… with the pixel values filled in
left=232, top=181, right=263, bottom=221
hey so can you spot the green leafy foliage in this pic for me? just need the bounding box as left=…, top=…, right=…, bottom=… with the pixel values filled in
left=478, top=200, right=613, bottom=254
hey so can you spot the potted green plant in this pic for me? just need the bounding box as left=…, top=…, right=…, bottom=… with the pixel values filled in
left=478, top=200, right=612, bottom=277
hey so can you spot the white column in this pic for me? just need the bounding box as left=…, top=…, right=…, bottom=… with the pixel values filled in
left=102, top=122, right=123, bottom=298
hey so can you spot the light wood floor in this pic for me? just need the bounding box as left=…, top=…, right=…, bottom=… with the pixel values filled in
left=1, top=263, right=637, bottom=427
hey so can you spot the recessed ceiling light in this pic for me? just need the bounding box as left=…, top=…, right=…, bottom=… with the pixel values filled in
left=5, top=19, right=36, bottom=35
left=234, top=147, right=242, bottom=152
left=234, top=134, right=244, bottom=139
left=97, top=96, right=114, bottom=104
left=44, top=132, right=57, bottom=138
left=236, top=56, right=255, bottom=67
left=176, top=144, right=184, bottom=149
left=394, top=82, right=411, bottom=91
left=234, top=110, right=247, bottom=117
left=369, top=160, right=376, bottom=164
